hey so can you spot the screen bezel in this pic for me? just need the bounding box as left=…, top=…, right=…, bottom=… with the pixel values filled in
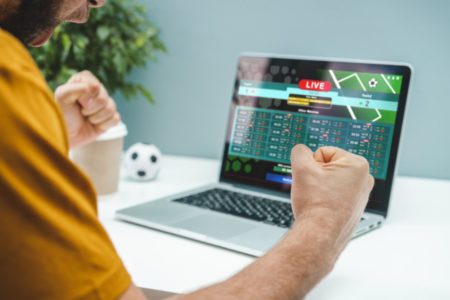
left=219, top=54, right=412, bottom=217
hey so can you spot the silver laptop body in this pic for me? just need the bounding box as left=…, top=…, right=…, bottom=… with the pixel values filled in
left=116, top=54, right=412, bottom=256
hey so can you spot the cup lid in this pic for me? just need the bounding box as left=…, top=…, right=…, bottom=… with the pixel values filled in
left=96, top=122, right=128, bottom=141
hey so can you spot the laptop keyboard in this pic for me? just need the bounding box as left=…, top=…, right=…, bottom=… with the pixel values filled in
left=172, top=188, right=294, bottom=228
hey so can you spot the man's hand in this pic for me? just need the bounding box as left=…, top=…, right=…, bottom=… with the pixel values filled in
left=55, top=71, right=121, bottom=149
left=290, top=144, right=375, bottom=262
left=167, top=145, right=375, bottom=300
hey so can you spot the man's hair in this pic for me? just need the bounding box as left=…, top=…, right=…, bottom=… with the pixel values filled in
left=0, top=0, right=61, bottom=45
left=0, top=0, right=20, bottom=22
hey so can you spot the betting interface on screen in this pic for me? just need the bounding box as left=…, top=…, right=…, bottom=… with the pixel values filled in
left=221, top=56, right=408, bottom=203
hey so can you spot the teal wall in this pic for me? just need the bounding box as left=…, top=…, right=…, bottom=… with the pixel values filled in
left=117, top=0, right=450, bottom=180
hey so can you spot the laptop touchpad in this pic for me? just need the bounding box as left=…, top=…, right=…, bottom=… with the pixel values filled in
left=173, top=214, right=257, bottom=239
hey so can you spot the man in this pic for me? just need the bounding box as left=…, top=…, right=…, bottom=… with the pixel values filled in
left=0, top=0, right=374, bottom=299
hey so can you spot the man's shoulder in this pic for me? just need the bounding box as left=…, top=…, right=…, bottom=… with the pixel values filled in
left=0, top=29, right=37, bottom=72
left=0, top=29, right=51, bottom=99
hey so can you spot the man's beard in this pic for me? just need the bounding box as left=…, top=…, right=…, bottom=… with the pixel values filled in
left=0, top=0, right=61, bottom=46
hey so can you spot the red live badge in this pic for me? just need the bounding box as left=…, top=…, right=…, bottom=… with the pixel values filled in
left=299, top=80, right=332, bottom=92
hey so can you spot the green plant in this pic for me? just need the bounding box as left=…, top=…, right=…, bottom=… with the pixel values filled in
left=30, top=0, right=166, bottom=103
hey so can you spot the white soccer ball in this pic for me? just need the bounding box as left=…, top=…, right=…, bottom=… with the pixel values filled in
left=124, top=143, right=162, bottom=181
left=369, top=78, right=378, bottom=88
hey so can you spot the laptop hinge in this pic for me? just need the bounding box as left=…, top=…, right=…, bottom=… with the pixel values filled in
left=219, top=182, right=290, bottom=199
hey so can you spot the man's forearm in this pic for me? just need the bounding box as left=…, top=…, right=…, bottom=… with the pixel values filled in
left=177, top=216, right=338, bottom=300
left=126, top=145, right=373, bottom=300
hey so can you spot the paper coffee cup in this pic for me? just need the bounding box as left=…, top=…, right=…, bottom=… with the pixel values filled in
left=72, top=123, right=128, bottom=195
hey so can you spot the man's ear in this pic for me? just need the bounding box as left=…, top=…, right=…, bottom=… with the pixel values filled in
left=0, top=0, right=20, bottom=22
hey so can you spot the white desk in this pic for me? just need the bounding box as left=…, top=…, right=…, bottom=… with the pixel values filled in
left=99, top=155, right=450, bottom=299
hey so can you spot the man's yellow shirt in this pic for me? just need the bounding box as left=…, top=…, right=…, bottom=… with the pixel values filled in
left=0, top=29, right=131, bottom=299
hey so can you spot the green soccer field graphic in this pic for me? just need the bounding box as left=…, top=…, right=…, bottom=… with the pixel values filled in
left=325, top=70, right=403, bottom=95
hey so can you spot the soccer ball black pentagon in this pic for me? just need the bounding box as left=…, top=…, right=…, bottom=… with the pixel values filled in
left=124, top=143, right=162, bottom=181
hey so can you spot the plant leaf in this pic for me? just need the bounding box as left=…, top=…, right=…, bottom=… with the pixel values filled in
left=29, top=0, right=166, bottom=104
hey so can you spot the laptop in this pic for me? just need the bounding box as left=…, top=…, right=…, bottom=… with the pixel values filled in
left=116, top=54, right=412, bottom=256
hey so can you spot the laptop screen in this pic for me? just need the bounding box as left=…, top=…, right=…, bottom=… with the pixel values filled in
left=220, top=55, right=411, bottom=215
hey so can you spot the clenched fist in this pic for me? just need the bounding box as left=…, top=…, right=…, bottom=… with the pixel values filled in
left=290, top=144, right=375, bottom=262
left=55, top=70, right=121, bottom=149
